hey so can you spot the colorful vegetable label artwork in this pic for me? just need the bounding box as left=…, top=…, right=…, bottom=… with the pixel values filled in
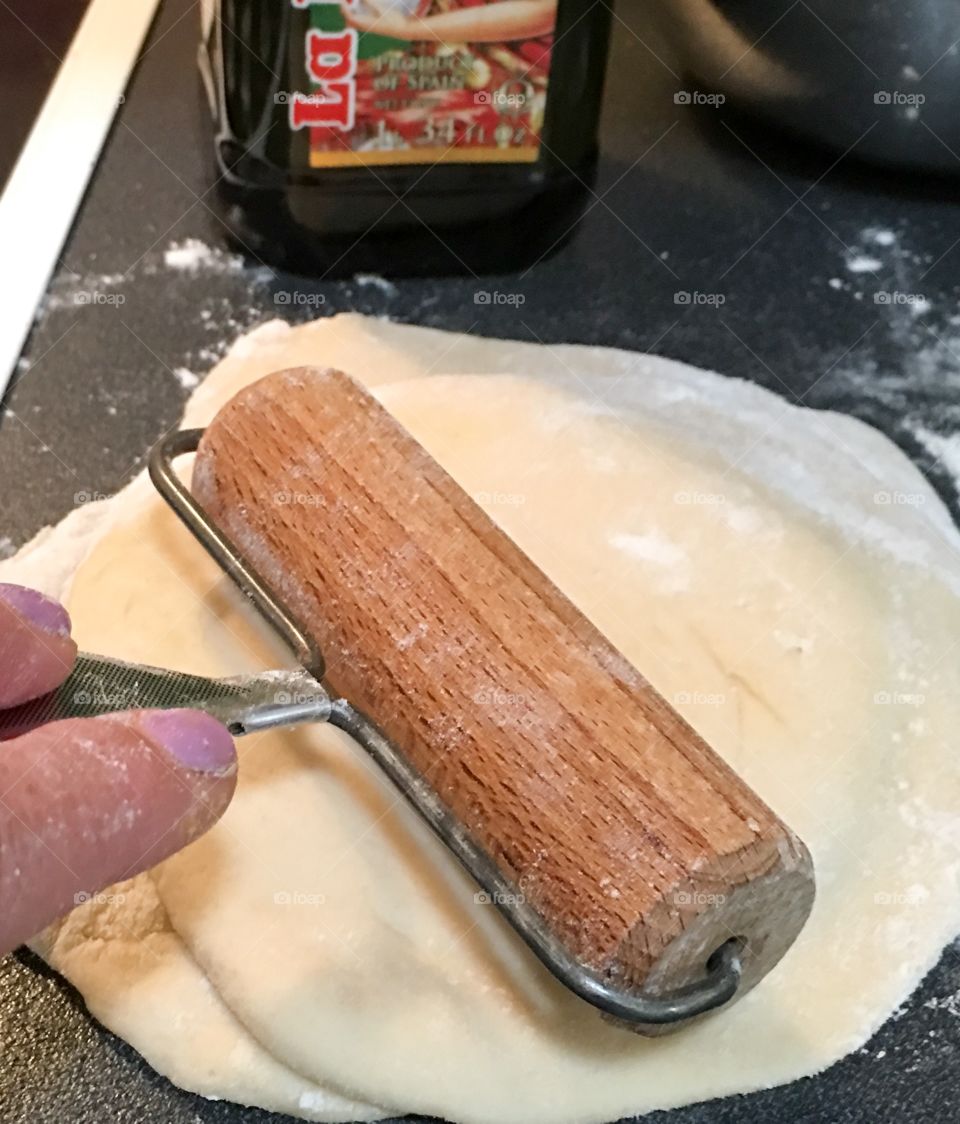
left=286, top=0, right=556, bottom=166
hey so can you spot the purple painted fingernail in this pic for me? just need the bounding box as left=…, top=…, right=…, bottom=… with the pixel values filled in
left=139, top=710, right=237, bottom=774
left=0, top=583, right=71, bottom=637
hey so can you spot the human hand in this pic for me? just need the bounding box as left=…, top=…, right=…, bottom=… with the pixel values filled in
left=0, top=583, right=237, bottom=955
left=341, top=0, right=557, bottom=43
left=342, top=4, right=425, bottom=39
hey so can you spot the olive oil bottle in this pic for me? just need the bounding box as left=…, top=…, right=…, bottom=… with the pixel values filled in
left=201, top=0, right=612, bottom=275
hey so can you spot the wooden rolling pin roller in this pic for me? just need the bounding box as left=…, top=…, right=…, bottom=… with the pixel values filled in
left=186, top=366, right=815, bottom=1032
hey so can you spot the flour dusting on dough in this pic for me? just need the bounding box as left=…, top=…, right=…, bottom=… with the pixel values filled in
left=609, top=530, right=690, bottom=593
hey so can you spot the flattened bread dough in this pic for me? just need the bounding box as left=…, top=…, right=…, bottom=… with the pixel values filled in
left=6, top=314, right=960, bottom=1122
left=32, top=876, right=383, bottom=1122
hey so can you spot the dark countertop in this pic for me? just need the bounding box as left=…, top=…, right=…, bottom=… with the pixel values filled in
left=3, top=1, right=960, bottom=1122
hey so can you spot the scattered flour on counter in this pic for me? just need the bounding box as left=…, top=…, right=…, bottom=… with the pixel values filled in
left=173, top=367, right=200, bottom=390
left=163, top=238, right=245, bottom=275
left=846, top=254, right=883, bottom=274
left=40, top=270, right=129, bottom=313
left=354, top=273, right=398, bottom=298
left=924, top=991, right=960, bottom=1018
left=914, top=429, right=960, bottom=499
left=805, top=224, right=960, bottom=524
left=20, top=238, right=280, bottom=429
left=160, top=239, right=275, bottom=287
left=154, top=241, right=276, bottom=382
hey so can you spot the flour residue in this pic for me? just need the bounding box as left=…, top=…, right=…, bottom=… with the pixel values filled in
left=609, top=530, right=690, bottom=593
left=173, top=367, right=200, bottom=390
left=914, top=428, right=960, bottom=500
left=354, top=273, right=398, bottom=298
left=717, top=504, right=765, bottom=535
left=847, top=254, right=883, bottom=274
left=28, top=238, right=277, bottom=416
left=925, top=991, right=960, bottom=1018
left=40, top=270, right=129, bottom=314
left=811, top=226, right=960, bottom=525
left=163, top=238, right=245, bottom=275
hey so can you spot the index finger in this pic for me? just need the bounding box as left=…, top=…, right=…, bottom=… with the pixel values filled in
left=0, top=584, right=78, bottom=708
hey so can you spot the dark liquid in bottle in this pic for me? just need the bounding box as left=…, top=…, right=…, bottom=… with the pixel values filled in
left=203, top=0, right=612, bottom=276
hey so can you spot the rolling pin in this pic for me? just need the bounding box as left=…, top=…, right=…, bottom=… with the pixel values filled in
left=182, top=365, right=814, bottom=1031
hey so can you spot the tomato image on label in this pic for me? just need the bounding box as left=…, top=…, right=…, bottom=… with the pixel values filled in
left=287, top=0, right=558, bottom=167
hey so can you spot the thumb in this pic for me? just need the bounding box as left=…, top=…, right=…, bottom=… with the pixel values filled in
left=0, top=709, right=237, bottom=953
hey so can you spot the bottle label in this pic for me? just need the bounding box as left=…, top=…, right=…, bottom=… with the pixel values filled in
left=286, top=0, right=556, bottom=167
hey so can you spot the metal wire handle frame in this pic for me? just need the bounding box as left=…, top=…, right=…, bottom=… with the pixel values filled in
left=148, top=427, right=742, bottom=1028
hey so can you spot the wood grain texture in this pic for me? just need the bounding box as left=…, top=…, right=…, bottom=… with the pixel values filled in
left=193, top=366, right=815, bottom=1010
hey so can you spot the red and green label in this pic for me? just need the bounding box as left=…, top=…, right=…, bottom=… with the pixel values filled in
left=286, top=0, right=556, bottom=166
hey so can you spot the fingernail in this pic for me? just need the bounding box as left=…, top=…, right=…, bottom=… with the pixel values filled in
left=0, top=584, right=71, bottom=637
left=139, top=710, right=237, bottom=774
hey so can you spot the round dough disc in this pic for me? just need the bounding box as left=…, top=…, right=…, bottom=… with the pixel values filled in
left=62, top=367, right=960, bottom=1123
